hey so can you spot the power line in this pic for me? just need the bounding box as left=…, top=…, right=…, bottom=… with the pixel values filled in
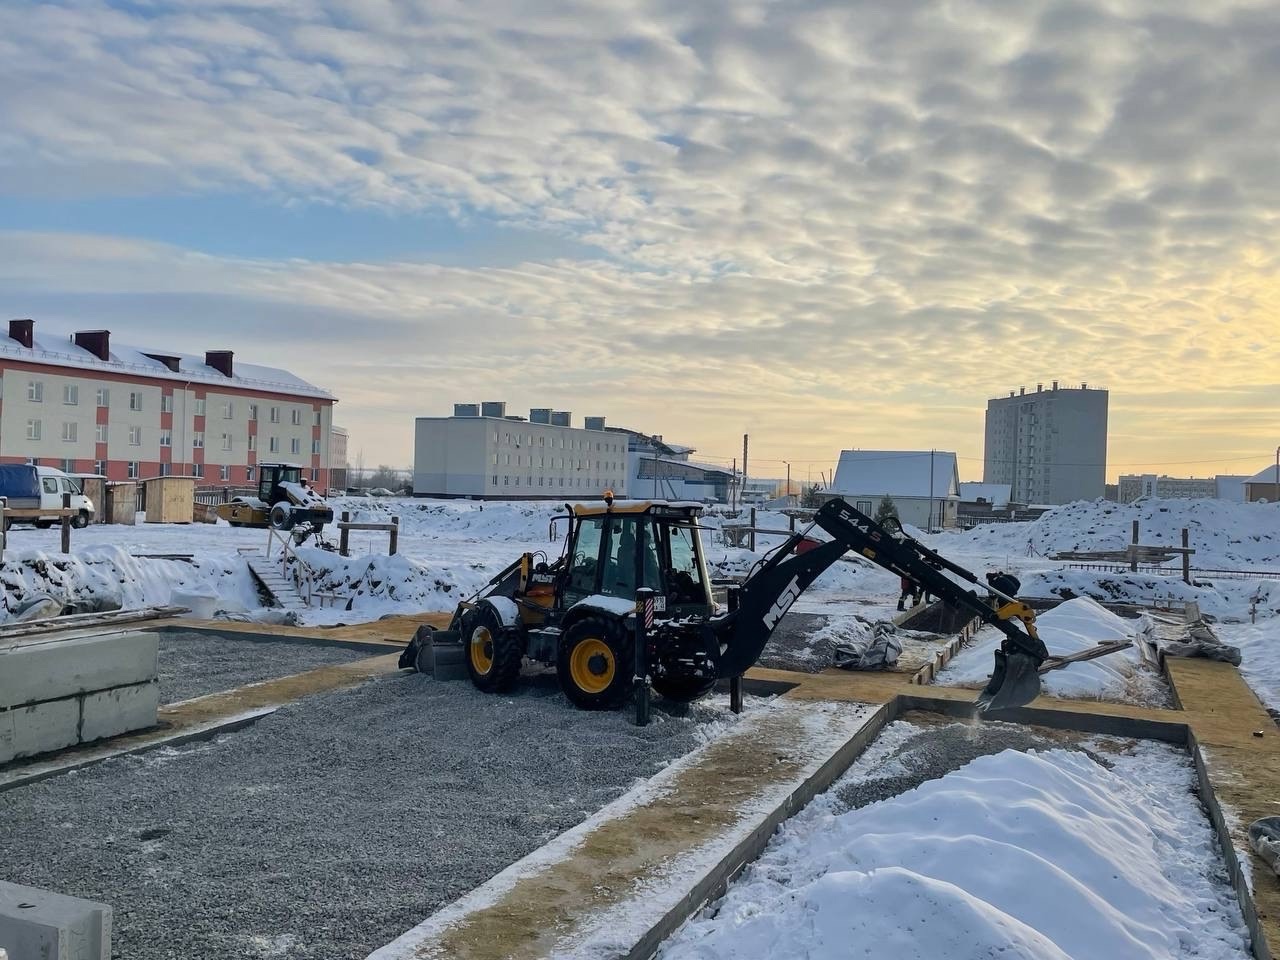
left=690, top=451, right=1267, bottom=469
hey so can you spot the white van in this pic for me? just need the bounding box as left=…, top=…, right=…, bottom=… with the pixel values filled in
left=32, top=466, right=96, bottom=528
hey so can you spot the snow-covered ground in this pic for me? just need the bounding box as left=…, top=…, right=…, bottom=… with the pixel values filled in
left=660, top=723, right=1250, bottom=960
left=938, top=596, right=1169, bottom=705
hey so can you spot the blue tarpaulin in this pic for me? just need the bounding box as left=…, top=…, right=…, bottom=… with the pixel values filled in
left=0, top=464, right=41, bottom=500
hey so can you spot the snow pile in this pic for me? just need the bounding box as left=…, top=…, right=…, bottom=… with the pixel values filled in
left=294, top=548, right=497, bottom=616
left=0, top=545, right=259, bottom=621
left=951, top=497, right=1280, bottom=569
left=938, top=597, right=1159, bottom=702
left=661, top=744, right=1249, bottom=960
left=1218, top=623, right=1280, bottom=714
left=1019, top=567, right=1280, bottom=623
left=330, top=497, right=562, bottom=543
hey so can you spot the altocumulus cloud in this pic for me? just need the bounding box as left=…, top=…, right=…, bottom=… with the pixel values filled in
left=0, top=0, right=1278, bottom=470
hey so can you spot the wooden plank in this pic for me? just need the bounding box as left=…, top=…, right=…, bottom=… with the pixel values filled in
left=0, top=606, right=190, bottom=644
left=336, top=521, right=400, bottom=532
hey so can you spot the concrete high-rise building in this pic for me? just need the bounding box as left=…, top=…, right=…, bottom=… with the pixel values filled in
left=983, top=382, right=1108, bottom=505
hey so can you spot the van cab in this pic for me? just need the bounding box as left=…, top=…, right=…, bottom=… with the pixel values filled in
left=33, top=466, right=95, bottom=528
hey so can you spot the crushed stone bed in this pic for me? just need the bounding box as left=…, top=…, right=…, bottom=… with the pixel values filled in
left=0, top=672, right=725, bottom=960
left=156, top=631, right=370, bottom=704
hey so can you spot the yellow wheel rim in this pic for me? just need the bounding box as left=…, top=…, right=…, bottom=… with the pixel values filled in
left=470, top=625, right=494, bottom=676
left=569, top=638, right=615, bottom=695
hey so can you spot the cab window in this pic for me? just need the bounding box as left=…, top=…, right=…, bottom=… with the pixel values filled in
left=565, top=516, right=605, bottom=599
left=42, top=477, right=58, bottom=495
left=666, top=524, right=706, bottom=602
left=601, top=516, right=660, bottom=598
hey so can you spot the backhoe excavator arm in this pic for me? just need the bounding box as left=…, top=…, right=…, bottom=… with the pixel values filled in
left=706, top=497, right=1048, bottom=711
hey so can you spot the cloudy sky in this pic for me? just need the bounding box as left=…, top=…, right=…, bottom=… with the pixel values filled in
left=2, top=0, right=1278, bottom=482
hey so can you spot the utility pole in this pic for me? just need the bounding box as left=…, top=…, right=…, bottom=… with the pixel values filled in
left=742, top=434, right=749, bottom=507
left=929, top=448, right=936, bottom=532
left=730, top=457, right=737, bottom=510
left=784, top=461, right=791, bottom=499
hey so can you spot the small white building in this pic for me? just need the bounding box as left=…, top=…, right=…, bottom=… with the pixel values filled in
left=830, top=450, right=960, bottom=529
left=1244, top=464, right=1280, bottom=504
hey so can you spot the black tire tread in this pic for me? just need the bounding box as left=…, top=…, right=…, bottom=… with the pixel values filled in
left=464, top=603, right=523, bottom=693
left=557, top=615, right=633, bottom=711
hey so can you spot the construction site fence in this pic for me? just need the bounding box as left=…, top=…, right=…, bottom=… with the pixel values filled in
left=1063, top=561, right=1280, bottom=582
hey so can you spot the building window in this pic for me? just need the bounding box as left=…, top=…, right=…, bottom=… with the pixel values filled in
left=223, top=402, right=234, bottom=419
left=503, top=476, right=509, bottom=485
left=129, top=391, right=143, bottom=412
left=192, top=463, right=203, bottom=478
left=127, top=461, right=139, bottom=479
left=161, top=394, right=173, bottom=414
left=492, top=474, right=498, bottom=485
left=61, top=458, right=74, bottom=473
left=220, top=464, right=230, bottom=481
left=28, top=381, right=42, bottom=402
left=63, top=384, right=78, bottom=405
left=313, top=409, right=321, bottom=427
left=246, top=466, right=255, bottom=482
left=96, top=387, right=109, bottom=408
left=26, top=419, right=41, bottom=440
left=159, top=462, right=170, bottom=477
left=289, top=438, right=300, bottom=455
left=192, top=431, right=204, bottom=449
left=94, top=460, right=106, bottom=476
left=311, top=439, right=321, bottom=455
left=160, top=429, right=172, bottom=447
left=62, top=422, right=77, bottom=442
left=290, top=409, right=302, bottom=426
left=95, top=423, right=108, bottom=444
left=269, top=436, right=279, bottom=453
left=270, top=406, right=280, bottom=423
left=248, top=435, right=256, bottom=452
left=311, top=468, right=318, bottom=481
left=249, top=404, right=258, bottom=421
left=222, top=433, right=232, bottom=452
left=129, top=426, right=141, bottom=446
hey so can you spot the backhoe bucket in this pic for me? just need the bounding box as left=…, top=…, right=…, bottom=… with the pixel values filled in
left=976, top=650, right=1042, bottom=713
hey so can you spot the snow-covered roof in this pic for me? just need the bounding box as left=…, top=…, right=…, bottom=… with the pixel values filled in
left=1245, top=464, right=1280, bottom=484
left=0, top=331, right=334, bottom=400
left=832, top=450, right=959, bottom=499
left=958, top=482, right=1011, bottom=507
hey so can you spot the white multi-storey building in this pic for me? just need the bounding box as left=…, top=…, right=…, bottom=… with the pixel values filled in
left=414, top=403, right=628, bottom=499
left=0, top=319, right=337, bottom=486
left=983, top=382, right=1108, bottom=505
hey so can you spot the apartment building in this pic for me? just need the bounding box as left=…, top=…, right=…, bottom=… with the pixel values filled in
left=414, top=403, right=628, bottom=498
left=1117, top=474, right=1222, bottom=503
left=0, top=319, right=337, bottom=486
left=983, top=382, right=1108, bottom=505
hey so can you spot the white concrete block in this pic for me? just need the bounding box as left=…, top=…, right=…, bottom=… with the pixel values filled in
left=0, top=881, right=111, bottom=960
left=80, top=681, right=160, bottom=743
left=0, top=631, right=158, bottom=708
left=0, top=698, right=79, bottom=764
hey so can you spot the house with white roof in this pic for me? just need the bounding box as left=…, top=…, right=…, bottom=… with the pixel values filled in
left=829, top=450, right=961, bottom=529
left=1244, top=464, right=1280, bottom=503
left=0, top=319, right=337, bottom=487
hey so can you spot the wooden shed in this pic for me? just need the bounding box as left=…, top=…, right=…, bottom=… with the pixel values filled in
left=143, top=476, right=196, bottom=524
left=104, top=483, right=138, bottom=525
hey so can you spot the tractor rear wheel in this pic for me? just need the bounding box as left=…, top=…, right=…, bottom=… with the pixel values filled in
left=557, top=616, right=633, bottom=710
left=463, top=603, right=523, bottom=693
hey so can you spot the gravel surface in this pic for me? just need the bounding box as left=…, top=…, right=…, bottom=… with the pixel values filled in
left=157, top=631, right=369, bottom=703
left=832, top=715, right=1106, bottom=812
left=0, top=671, right=726, bottom=960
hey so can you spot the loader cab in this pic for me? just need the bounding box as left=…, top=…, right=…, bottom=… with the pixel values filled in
left=257, top=462, right=302, bottom=506
left=560, top=500, right=714, bottom=616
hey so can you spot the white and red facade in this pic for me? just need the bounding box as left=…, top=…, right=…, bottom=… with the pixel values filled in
left=0, top=320, right=337, bottom=486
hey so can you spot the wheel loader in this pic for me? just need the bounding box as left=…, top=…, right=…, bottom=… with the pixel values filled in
left=215, top=462, right=334, bottom=532
left=401, top=494, right=1050, bottom=713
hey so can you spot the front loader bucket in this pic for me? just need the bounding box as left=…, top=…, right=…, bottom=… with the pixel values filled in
left=976, top=650, right=1043, bottom=713
left=399, top=625, right=466, bottom=680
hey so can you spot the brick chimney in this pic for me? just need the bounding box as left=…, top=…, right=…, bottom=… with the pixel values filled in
left=74, top=329, right=110, bottom=361
left=205, top=350, right=234, bottom=378
left=8, top=319, right=33, bottom=349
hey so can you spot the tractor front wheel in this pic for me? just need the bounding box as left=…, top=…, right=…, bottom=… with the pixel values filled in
left=463, top=603, right=523, bottom=693
left=557, top=616, right=633, bottom=710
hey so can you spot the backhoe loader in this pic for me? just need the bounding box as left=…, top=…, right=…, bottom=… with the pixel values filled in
left=400, top=495, right=1049, bottom=713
